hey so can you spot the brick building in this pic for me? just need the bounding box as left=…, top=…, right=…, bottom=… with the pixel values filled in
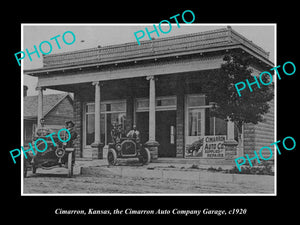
left=24, top=27, right=274, bottom=164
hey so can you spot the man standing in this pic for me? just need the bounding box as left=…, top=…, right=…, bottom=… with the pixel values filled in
left=63, top=120, right=78, bottom=163
left=64, top=120, right=78, bottom=148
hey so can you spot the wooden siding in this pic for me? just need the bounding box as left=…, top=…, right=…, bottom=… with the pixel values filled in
left=243, top=99, right=275, bottom=162
left=44, top=97, right=74, bottom=126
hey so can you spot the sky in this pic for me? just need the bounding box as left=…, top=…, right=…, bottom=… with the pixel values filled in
left=22, top=24, right=275, bottom=96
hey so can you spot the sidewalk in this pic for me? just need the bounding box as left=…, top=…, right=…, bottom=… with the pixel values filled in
left=25, top=158, right=275, bottom=194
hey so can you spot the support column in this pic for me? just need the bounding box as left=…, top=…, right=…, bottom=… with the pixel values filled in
left=145, top=76, right=159, bottom=160
left=227, top=120, right=235, bottom=140
left=176, top=76, right=185, bottom=158
left=148, top=75, right=156, bottom=142
left=36, top=86, right=44, bottom=127
left=224, top=118, right=238, bottom=160
left=91, top=81, right=104, bottom=159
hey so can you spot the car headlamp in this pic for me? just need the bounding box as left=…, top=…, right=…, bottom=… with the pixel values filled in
left=116, top=144, right=122, bottom=151
left=55, top=148, right=65, bottom=158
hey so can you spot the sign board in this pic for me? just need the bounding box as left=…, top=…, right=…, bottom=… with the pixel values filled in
left=185, top=135, right=226, bottom=158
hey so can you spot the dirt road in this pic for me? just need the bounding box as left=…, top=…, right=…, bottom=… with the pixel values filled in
left=23, top=167, right=273, bottom=194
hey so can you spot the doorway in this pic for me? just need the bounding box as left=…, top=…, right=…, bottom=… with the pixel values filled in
left=156, top=111, right=176, bottom=157
left=136, top=110, right=176, bottom=157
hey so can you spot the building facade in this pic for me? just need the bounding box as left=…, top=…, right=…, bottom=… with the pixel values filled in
left=24, top=27, right=274, bottom=165
left=23, top=90, right=74, bottom=145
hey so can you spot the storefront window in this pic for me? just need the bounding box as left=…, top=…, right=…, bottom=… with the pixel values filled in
left=185, top=95, right=227, bottom=158
left=136, top=96, right=177, bottom=112
left=208, top=117, right=227, bottom=135
left=187, top=95, right=206, bottom=107
left=100, top=101, right=126, bottom=112
left=188, top=109, right=203, bottom=136
left=103, top=112, right=126, bottom=145
left=85, top=101, right=126, bottom=146
left=101, top=101, right=126, bottom=145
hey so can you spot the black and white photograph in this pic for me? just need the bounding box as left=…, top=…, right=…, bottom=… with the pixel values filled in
left=21, top=24, right=276, bottom=195
left=4, top=5, right=298, bottom=220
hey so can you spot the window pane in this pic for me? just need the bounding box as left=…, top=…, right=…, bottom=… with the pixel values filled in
left=215, top=117, right=227, bottom=135
left=100, top=103, right=105, bottom=112
left=86, top=114, right=95, bottom=145
left=136, top=97, right=176, bottom=111
left=197, top=117, right=201, bottom=136
left=106, top=104, right=111, bottom=111
left=100, top=114, right=105, bottom=144
left=101, top=101, right=126, bottom=112
left=188, top=111, right=198, bottom=136
left=208, top=117, right=214, bottom=135
left=157, top=99, right=162, bottom=106
left=106, top=114, right=113, bottom=144
left=86, top=104, right=95, bottom=113
left=158, top=98, right=176, bottom=107
left=111, top=102, right=126, bottom=112
left=187, top=95, right=206, bottom=107
left=137, top=99, right=149, bottom=109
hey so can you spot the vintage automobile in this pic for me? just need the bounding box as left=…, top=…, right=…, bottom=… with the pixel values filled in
left=23, top=131, right=75, bottom=178
left=186, top=138, right=204, bottom=157
left=107, top=137, right=151, bottom=166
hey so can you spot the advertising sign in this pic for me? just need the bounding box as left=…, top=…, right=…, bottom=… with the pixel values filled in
left=185, top=135, right=226, bottom=158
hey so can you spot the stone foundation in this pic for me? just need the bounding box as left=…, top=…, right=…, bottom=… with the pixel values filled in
left=91, top=142, right=104, bottom=159
left=224, top=139, right=238, bottom=160
left=145, top=140, right=160, bottom=161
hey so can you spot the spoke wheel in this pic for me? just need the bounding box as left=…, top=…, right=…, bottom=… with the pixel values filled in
left=141, top=148, right=151, bottom=165
left=107, top=149, right=117, bottom=166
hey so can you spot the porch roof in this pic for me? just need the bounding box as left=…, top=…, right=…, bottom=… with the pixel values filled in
left=24, top=26, right=273, bottom=77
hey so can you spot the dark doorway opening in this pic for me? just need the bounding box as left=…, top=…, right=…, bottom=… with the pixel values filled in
left=136, top=110, right=176, bottom=157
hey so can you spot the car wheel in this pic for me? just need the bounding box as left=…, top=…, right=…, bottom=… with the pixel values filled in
left=32, top=165, right=37, bottom=174
left=141, top=148, right=151, bottom=165
left=107, top=149, right=117, bottom=166
left=192, top=150, right=198, bottom=156
left=67, top=152, right=73, bottom=178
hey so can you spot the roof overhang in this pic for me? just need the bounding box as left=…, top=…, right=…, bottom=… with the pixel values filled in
left=24, top=27, right=274, bottom=78
left=24, top=45, right=273, bottom=77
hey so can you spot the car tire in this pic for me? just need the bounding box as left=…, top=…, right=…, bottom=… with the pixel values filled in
left=192, top=150, right=198, bottom=156
left=32, top=165, right=37, bottom=174
left=141, top=148, right=151, bottom=165
left=107, top=149, right=117, bottom=166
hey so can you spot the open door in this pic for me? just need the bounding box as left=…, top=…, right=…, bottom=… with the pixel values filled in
left=136, top=110, right=176, bottom=157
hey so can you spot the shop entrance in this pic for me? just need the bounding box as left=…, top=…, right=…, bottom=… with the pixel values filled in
left=136, top=110, right=176, bottom=157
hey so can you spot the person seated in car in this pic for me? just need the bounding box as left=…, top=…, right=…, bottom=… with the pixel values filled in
left=33, top=118, right=53, bottom=139
left=126, top=124, right=140, bottom=143
left=111, top=122, right=121, bottom=143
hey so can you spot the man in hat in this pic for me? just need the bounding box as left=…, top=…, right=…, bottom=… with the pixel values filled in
left=61, top=120, right=78, bottom=163
left=111, top=122, right=123, bottom=143
left=33, top=117, right=53, bottom=139
left=64, top=120, right=78, bottom=148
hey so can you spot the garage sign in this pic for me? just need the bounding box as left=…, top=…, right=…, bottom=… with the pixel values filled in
left=203, top=135, right=226, bottom=158
left=186, top=135, right=226, bottom=158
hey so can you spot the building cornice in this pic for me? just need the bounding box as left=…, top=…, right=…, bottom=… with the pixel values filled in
left=24, top=27, right=273, bottom=77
